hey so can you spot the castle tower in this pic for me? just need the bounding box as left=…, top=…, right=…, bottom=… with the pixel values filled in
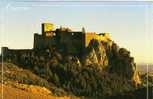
left=82, top=27, right=85, bottom=34
left=42, top=23, right=54, bottom=37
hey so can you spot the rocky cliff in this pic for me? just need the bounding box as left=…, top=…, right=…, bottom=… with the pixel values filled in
left=1, top=37, right=142, bottom=98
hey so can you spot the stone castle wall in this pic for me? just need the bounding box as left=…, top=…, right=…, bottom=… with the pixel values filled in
left=1, top=47, right=33, bottom=63
left=56, top=30, right=84, bottom=54
left=34, top=33, right=57, bottom=50
left=84, top=32, right=112, bottom=47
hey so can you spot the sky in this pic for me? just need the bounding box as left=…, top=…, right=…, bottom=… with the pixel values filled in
left=0, top=1, right=153, bottom=64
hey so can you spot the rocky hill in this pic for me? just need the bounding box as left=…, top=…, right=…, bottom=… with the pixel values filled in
left=0, top=63, right=79, bottom=99
left=1, top=39, right=149, bottom=98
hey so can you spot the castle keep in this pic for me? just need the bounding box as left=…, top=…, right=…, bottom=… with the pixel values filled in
left=2, top=23, right=112, bottom=56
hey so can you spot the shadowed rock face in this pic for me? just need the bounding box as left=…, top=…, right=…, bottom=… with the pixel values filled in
left=83, top=39, right=141, bottom=85
left=104, top=42, right=141, bottom=86
left=1, top=38, right=142, bottom=97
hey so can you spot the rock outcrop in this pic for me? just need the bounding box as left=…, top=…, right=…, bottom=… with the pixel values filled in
left=83, top=39, right=108, bottom=68
left=105, top=42, right=141, bottom=86
left=1, top=37, right=142, bottom=98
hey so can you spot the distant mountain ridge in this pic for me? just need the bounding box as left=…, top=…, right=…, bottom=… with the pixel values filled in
left=137, top=64, right=153, bottom=74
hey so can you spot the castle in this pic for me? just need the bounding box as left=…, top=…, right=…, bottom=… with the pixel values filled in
left=2, top=23, right=112, bottom=56
left=34, top=23, right=111, bottom=54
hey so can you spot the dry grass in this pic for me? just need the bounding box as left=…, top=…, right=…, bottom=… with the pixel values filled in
left=0, top=62, right=79, bottom=98
left=0, top=84, right=76, bottom=99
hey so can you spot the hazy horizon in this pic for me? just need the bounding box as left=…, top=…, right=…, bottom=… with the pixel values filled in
left=0, top=1, right=153, bottom=64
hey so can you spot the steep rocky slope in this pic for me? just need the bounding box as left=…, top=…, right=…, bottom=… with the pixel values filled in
left=0, top=63, right=71, bottom=96
left=1, top=39, right=144, bottom=98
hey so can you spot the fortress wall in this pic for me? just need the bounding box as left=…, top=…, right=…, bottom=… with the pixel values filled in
left=34, top=34, right=45, bottom=49
left=70, top=32, right=84, bottom=54
left=44, top=36, right=57, bottom=47
left=58, top=31, right=84, bottom=54
left=57, top=31, right=73, bottom=54
left=34, top=33, right=57, bottom=50
left=59, top=32, right=72, bottom=44
left=85, top=32, right=112, bottom=47
left=84, top=32, right=97, bottom=47
left=2, top=47, right=32, bottom=55
left=2, top=47, right=33, bottom=62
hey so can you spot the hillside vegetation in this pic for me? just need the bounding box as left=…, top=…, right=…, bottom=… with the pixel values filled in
left=1, top=39, right=151, bottom=98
